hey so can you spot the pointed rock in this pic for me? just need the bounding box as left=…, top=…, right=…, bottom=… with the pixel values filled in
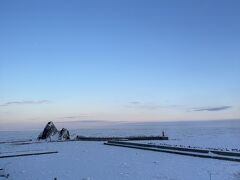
left=38, top=121, right=58, bottom=140
left=59, top=128, right=70, bottom=140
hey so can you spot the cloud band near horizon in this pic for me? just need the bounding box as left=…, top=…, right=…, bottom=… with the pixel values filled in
left=192, top=106, right=232, bottom=112
left=0, top=100, right=50, bottom=107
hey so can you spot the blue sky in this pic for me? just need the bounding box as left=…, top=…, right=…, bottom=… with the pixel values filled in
left=0, top=0, right=240, bottom=128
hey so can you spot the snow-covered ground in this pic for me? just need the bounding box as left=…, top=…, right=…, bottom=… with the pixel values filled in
left=1, top=120, right=240, bottom=180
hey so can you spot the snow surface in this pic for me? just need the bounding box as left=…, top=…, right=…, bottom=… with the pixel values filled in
left=1, top=120, right=240, bottom=180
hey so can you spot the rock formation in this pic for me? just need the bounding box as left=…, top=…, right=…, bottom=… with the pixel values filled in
left=59, top=128, right=70, bottom=140
left=38, top=121, right=70, bottom=141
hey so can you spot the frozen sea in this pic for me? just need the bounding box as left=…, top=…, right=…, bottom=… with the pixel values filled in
left=0, top=120, right=240, bottom=180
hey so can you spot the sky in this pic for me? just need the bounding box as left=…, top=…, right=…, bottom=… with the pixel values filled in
left=0, top=0, right=240, bottom=129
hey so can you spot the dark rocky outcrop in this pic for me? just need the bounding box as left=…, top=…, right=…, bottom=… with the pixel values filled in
left=59, top=128, right=70, bottom=140
left=38, top=121, right=70, bottom=141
